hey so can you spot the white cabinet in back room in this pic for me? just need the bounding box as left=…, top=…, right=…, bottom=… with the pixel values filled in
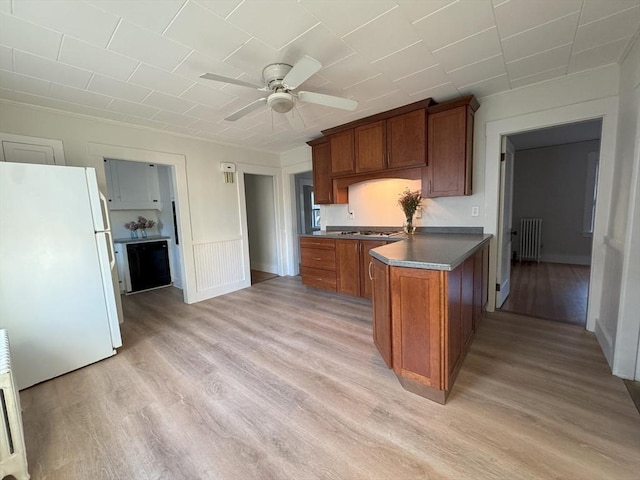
left=105, top=158, right=162, bottom=210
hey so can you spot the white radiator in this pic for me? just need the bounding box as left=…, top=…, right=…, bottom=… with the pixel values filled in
left=519, top=217, right=543, bottom=263
left=0, top=330, right=30, bottom=480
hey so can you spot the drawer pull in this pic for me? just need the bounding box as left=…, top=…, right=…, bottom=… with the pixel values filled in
left=368, top=261, right=373, bottom=280
left=313, top=257, right=322, bottom=261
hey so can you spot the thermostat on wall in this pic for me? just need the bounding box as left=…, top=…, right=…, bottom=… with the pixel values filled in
left=220, top=162, right=236, bottom=173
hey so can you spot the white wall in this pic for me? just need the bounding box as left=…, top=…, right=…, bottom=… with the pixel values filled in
left=609, top=38, right=640, bottom=379
left=512, top=140, right=598, bottom=265
left=0, top=100, right=280, bottom=304
left=244, top=173, right=278, bottom=274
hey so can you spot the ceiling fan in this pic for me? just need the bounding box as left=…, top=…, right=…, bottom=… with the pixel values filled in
left=200, top=55, right=358, bottom=122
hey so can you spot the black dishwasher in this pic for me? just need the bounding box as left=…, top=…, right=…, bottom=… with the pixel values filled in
left=126, top=241, right=171, bottom=293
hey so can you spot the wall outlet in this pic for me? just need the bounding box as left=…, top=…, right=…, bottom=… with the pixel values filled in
left=349, top=211, right=355, bottom=220
left=471, top=206, right=479, bottom=217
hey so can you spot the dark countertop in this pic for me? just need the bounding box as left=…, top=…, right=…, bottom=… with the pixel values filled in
left=113, top=235, right=171, bottom=245
left=299, top=230, right=404, bottom=240
left=369, top=233, right=492, bottom=271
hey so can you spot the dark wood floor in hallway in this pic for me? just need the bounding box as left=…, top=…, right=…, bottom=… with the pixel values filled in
left=500, top=261, right=590, bottom=325
left=19, top=277, right=639, bottom=480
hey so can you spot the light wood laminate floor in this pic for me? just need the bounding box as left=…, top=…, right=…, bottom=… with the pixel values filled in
left=20, top=277, right=639, bottom=480
left=500, top=262, right=590, bottom=325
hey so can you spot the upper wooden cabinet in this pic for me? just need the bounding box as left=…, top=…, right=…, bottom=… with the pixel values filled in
left=355, top=121, right=386, bottom=173
left=329, top=130, right=355, bottom=176
left=311, top=141, right=332, bottom=204
left=426, top=97, right=478, bottom=198
left=386, top=110, right=426, bottom=169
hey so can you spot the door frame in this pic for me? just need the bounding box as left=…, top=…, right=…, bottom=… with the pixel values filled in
left=484, top=96, right=619, bottom=335
left=495, top=136, right=515, bottom=308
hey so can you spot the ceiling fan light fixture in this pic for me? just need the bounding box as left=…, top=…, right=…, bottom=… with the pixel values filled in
left=267, top=92, right=294, bottom=113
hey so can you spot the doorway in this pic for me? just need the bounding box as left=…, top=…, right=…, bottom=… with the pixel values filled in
left=244, top=173, right=279, bottom=285
left=496, top=120, right=602, bottom=326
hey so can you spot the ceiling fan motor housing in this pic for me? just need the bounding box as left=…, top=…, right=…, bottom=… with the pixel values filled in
left=267, top=91, right=294, bottom=113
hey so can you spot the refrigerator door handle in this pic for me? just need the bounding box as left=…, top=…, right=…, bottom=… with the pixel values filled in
left=99, top=192, right=112, bottom=232
left=105, top=230, right=116, bottom=270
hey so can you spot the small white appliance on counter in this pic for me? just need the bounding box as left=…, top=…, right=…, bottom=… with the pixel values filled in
left=0, top=162, right=122, bottom=390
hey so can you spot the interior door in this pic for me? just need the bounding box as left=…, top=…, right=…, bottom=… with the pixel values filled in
left=496, top=137, right=515, bottom=308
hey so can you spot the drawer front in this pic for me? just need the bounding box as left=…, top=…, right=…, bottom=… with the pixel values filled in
left=301, top=247, right=336, bottom=270
left=300, top=237, right=335, bottom=249
left=301, top=266, right=337, bottom=291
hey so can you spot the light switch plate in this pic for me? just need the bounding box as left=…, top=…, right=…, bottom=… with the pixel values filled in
left=471, top=206, right=479, bottom=217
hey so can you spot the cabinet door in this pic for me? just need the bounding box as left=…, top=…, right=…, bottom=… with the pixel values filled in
left=107, top=159, right=162, bottom=210
left=336, top=239, right=360, bottom=296
left=447, top=266, right=462, bottom=384
left=312, top=142, right=332, bottom=204
left=360, top=240, right=387, bottom=299
left=387, top=110, right=426, bottom=169
left=371, top=258, right=392, bottom=368
left=427, top=105, right=471, bottom=197
left=330, top=130, right=355, bottom=176
left=391, top=267, right=442, bottom=388
left=355, top=121, right=386, bottom=173
left=461, top=255, right=474, bottom=348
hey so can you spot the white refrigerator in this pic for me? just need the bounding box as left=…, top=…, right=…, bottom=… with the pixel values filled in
left=0, top=162, right=122, bottom=390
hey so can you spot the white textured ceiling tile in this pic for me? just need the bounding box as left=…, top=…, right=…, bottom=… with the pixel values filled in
left=109, top=20, right=191, bottom=71
left=107, top=98, right=160, bottom=118
left=343, top=7, right=422, bottom=62
left=298, top=0, right=397, bottom=37
left=0, top=1, right=11, bottom=13
left=0, top=69, right=50, bottom=96
left=173, top=51, right=245, bottom=87
left=222, top=38, right=280, bottom=77
left=343, top=74, right=396, bottom=102
left=372, top=41, right=439, bottom=80
left=580, top=0, right=640, bottom=25
left=87, top=0, right=184, bottom=33
left=573, top=7, right=640, bottom=52
left=568, top=37, right=631, bottom=73
left=501, top=12, right=580, bottom=62
left=506, top=44, right=572, bottom=80
left=152, top=110, right=198, bottom=128
left=433, top=27, right=502, bottom=72
left=362, top=89, right=412, bottom=111
left=494, top=0, right=583, bottom=39
left=509, top=66, right=566, bottom=89
left=280, top=24, right=355, bottom=69
left=447, top=55, right=507, bottom=89
left=48, top=83, right=112, bottom=109
left=57, top=102, right=126, bottom=122
left=142, top=91, right=196, bottom=114
left=12, top=0, right=119, bottom=48
left=163, top=124, right=200, bottom=136
left=59, top=36, right=139, bottom=81
left=164, top=1, right=249, bottom=61
left=122, top=115, right=167, bottom=130
left=318, top=53, right=378, bottom=88
left=129, top=64, right=194, bottom=96
left=184, top=104, right=226, bottom=123
left=14, top=50, right=92, bottom=89
left=408, top=82, right=460, bottom=102
left=227, top=0, right=318, bottom=51
left=193, top=0, right=244, bottom=19
left=181, top=83, right=236, bottom=108
left=219, top=78, right=267, bottom=100
left=0, top=45, right=12, bottom=71
left=393, top=64, right=452, bottom=96
left=87, top=74, right=151, bottom=103
left=395, top=0, right=456, bottom=22
left=0, top=12, right=61, bottom=59
left=189, top=119, right=228, bottom=134
left=457, top=74, right=510, bottom=97
left=412, top=0, right=495, bottom=51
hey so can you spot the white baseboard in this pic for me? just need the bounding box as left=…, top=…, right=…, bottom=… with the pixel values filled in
left=541, top=253, right=591, bottom=265
left=594, top=319, right=614, bottom=370
left=188, top=279, right=251, bottom=303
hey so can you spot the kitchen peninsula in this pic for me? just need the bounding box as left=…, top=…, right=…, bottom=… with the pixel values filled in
left=300, top=230, right=491, bottom=403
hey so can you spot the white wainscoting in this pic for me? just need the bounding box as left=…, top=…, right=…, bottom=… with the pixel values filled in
left=192, top=238, right=250, bottom=301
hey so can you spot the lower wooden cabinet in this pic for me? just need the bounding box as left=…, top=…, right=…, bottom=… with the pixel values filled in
left=370, top=244, right=488, bottom=403
left=300, top=237, right=336, bottom=291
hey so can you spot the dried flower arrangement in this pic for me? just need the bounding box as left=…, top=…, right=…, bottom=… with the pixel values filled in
left=124, top=217, right=156, bottom=238
left=398, top=188, right=422, bottom=234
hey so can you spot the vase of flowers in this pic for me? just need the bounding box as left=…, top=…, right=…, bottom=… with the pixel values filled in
left=136, top=216, right=156, bottom=239
left=398, top=188, right=422, bottom=235
left=124, top=221, right=139, bottom=239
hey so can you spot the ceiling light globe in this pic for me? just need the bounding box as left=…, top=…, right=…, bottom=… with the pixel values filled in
left=268, top=92, right=294, bottom=113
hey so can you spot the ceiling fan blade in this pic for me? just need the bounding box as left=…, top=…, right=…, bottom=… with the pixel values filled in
left=282, top=55, right=322, bottom=90
left=225, top=98, right=268, bottom=121
left=297, top=91, right=358, bottom=111
left=200, top=73, right=263, bottom=90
